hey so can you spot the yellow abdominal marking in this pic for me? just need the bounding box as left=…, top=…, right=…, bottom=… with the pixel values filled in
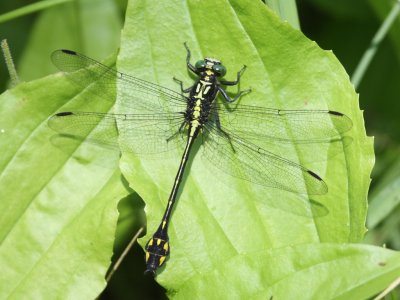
left=159, top=256, right=166, bottom=265
left=189, top=121, right=200, bottom=136
left=163, top=242, right=169, bottom=251
left=193, top=99, right=201, bottom=119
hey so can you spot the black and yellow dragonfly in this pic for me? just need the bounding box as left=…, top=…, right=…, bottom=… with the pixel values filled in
left=48, top=44, right=352, bottom=275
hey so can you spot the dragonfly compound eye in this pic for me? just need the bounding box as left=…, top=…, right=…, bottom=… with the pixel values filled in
left=212, top=63, right=226, bottom=77
left=195, top=60, right=206, bottom=71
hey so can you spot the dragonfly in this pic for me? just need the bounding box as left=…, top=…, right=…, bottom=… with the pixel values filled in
left=48, top=43, right=352, bottom=275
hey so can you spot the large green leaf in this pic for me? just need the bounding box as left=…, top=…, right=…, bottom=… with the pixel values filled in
left=0, top=72, right=130, bottom=298
left=115, top=0, right=387, bottom=297
left=173, top=244, right=400, bottom=299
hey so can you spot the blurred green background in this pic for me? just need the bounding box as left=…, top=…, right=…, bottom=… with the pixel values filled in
left=1, top=0, right=399, bottom=298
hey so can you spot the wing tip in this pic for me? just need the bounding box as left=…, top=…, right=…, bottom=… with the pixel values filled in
left=306, top=170, right=329, bottom=195
left=55, top=111, right=73, bottom=117
left=60, top=49, right=77, bottom=55
left=328, top=110, right=353, bottom=132
left=307, top=170, right=322, bottom=181
left=328, top=110, right=343, bottom=116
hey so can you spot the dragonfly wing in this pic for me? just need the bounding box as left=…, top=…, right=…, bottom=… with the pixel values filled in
left=215, top=104, right=352, bottom=143
left=48, top=111, right=185, bottom=155
left=51, top=50, right=188, bottom=114
left=202, top=124, right=328, bottom=195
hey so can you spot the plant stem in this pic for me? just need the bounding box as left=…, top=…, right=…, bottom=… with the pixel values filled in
left=351, top=0, right=400, bottom=89
left=373, top=276, right=400, bottom=300
left=105, top=227, right=144, bottom=282
left=1, top=39, right=20, bottom=87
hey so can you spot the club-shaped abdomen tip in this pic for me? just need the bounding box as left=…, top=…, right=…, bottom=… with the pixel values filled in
left=144, top=256, right=161, bottom=277
left=144, top=268, right=156, bottom=277
left=144, top=236, right=170, bottom=276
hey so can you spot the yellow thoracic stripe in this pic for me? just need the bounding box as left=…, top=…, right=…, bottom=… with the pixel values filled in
left=189, top=80, right=211, bottom=137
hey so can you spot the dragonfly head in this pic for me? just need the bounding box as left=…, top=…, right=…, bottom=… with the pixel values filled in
left=195, top=58, right=227, bottom=77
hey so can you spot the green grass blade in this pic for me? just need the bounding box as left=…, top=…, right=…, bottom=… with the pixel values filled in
left=0, top=0, right=72, bottom=24
left=264, top=0, right=300, bottom=29
left=351, top=0, right=400, bottom=89
left=367, top=157, right=400, bottom=229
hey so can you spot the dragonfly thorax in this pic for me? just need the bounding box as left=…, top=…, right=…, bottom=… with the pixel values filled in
left=186, top=78, right=216, bottom=138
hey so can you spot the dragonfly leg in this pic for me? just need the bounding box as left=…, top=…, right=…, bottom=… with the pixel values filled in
left=166, top=121, right=186, bottom=142
left=218, top=85, right=251, bottom=103
left=214, top=109, right=223, bottom=130
left=183, top=42, right=198, bottom=74
left=173, top=77, right=192, bottom=94
left=214, top=111, right=236, bottom=153
left=219, top=65, right=247, bottom=86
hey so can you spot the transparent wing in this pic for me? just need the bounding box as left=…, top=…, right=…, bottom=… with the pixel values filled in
left=51, top=50, right=188, bottom=114
left=202, top=123, right=328, bottom=195
left=48, top=111, right=186, bottom=155
left=214, top=104, right=352, bottom=143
